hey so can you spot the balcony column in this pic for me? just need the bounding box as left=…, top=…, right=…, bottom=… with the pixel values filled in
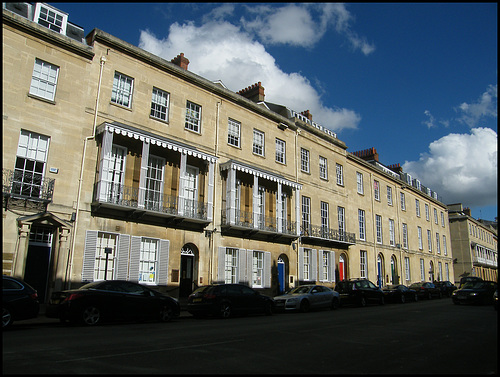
left=295, top=188, right=301, bottom=236
left=178, top=153, right=187, bottom=216
left=253, top=175, right=259, bottom=229
left=207, top=160, right=215, bottom=221
left=277, top=182, right=283, bottom=233
left=97, top=129, right=113, bottom=201
left=227, top=166, right=236, bottom=225
left=137, top=140, right=150, bottom=209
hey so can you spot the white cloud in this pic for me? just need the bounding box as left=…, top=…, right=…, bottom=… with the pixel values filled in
left=403, top=128, right=497, bottom=207
left=239, top=3, right=375, bottom=54
left=456, top=84, right=497, bottom=128
left=138, top=18, right=361, bottom=131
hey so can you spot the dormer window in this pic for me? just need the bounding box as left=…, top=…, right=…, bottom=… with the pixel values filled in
left=34, top=3, right=68, bottom=35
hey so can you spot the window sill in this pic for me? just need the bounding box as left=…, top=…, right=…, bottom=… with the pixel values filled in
left=110, top=101, right=133, bottom=112
left=27, top=93, right=56, bottom=105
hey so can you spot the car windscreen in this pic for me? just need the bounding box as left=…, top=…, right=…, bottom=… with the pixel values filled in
left=290, top=286, right=312, bottom=294
left=79, top=282, right=104, bottom=290
left=463, top=282, right=488, bottom=289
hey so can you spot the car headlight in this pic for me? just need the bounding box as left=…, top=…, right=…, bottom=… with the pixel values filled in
left=452, top=291, right=457, bottom=296
left=469, top=292, right=478, bottom=296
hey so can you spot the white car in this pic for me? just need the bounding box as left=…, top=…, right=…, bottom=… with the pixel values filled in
left=273, top=285, right=340, bottom=312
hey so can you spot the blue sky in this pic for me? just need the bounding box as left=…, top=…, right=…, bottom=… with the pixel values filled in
left=55, top=3, right=497, bottom=221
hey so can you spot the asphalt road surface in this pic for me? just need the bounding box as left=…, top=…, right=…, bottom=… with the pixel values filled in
left=3, top=298, right=497, bottom=374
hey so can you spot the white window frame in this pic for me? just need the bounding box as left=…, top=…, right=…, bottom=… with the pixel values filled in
left=319, top=156, right=328, bottom=180
left=100, top=145, right=127, bottom=203
left=111, top=71, right=134, bottom=108
left=415, top=199, right=421, bottom=217
left=144, top=155, right=165, bottom=211
left=441, top=212, right=445, bottom=227
left=387, top=186, right=393, bottom=206
left=376, top=214, right=382, bottom=244
left=360, top=250, right=367, bottom=279
left=425, top=203, right=430, bottom=221
left=405, top=257, right=411, bottom=281
left=400, top=192, right=406, bottom=211
left=358, top=209, right=366, bottom=241
left=427, top=229, right=432, bottom=252
left=275, top=138, right=286, bottom=164
left=303, top=248, right=311, bottom=281
left=94, top=232, right=118, bottom=281
left=434, top=208, right=438, bottom=224
left=302, top=196, right=311, bottom=233
left=29, top=58, right=59, bottom=101
left=443, top=235, right=447, bottom=256
left=34, top=3, right=67, bottom=34
left=420, top=259, right=425, bottom=281
left=321, top=201, right=329, bottom=233
left=389, top=219, right=395, bottom=246
left=139, top=237, right=159, bottom=284
left=185, top=101, right=201, bottom=133
left=418, top=226, right=423, bottom=250
left=253, top=129, right=265, bottom=156
left=300, top=148, right=310, bottom=173
left=228, top=118, right=241, bottom=147
left=436, top=233, right=441, bottom=254
left=374, top=180, right=380, bottom=201
left=150, top=87, right=170, bottom=122
left=335, top=163, right=343, bottom=186
left=252, top=251, right=264, bottom=288
left=224, top=248, right=238, bottom=284
left=402, top=223, right=408, bottom=249
left=357, top=172, right=364, bottom=194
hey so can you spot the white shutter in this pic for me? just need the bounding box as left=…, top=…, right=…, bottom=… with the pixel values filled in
left=329, top=251, right=336, bottom=282
left=298, top=247, right=304, bottom=281
left=311, top=249, right=317, bottom=282
left=82, top=230, right=98, bottom=282
left=115, top=234, right=130, bottom=280
left=238, top=249, right=247, bottom=284
left=128, top=236, right=141, bottom=282
left=217, top=246, right=226, bottom=283
left=157, top=239, right=170, bottom=286
left=264, top=252, right=271, bottom=288
left=318, top=250, right=325, bottom=282
left=247, top=250, right=253, bottom=285
left=98, top=130, right=113, bottom=201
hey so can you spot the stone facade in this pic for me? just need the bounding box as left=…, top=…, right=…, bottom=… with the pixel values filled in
left=3, top=4, right=456, bottom=303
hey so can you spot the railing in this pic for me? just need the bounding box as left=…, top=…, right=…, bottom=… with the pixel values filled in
left=95, top=181, right=207, bottom=220
left=301, top=224, right=356, bottom=244
left=3, top=169, right=55, bottom=202
left=221, top=208, right=297, bottom=236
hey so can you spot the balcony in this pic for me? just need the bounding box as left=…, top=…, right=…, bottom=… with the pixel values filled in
left=2, top=169, right=55, bottom=211
left=472, top=255, right=497, bottom=269
left=221, top=208, right=298, bottom=242
left=301, top=224, right=356, bottom=248
left=92, top=181, right=210, bottom=228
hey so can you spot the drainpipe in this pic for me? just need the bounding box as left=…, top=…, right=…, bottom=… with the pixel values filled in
left=209, top=100, right=221, bottom=284
left=66, top=55, right=106, bottom=289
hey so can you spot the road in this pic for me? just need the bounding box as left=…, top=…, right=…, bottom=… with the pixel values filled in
left=3, top=298, right=497, bottom=374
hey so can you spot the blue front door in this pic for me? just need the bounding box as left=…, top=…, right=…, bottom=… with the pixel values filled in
left=278, top=260, right=285, bottom=294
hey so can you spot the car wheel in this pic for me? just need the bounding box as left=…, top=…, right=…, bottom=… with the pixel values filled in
left=359, top=296, right=367, bottom=307
left=81, top=305, right=101, bottom=326
left=220, top=303, right=232, bottom=319
left=2, top=307, right=13, bottom=329
left=159, top=305, right=174, bottom=322
left=331, top=298, right=340, bottom=310
left=400, top=294, right=406, bottom=304
left=453, top=299, right=460, bottom=305
left=300, top=300, right=310, bottom=313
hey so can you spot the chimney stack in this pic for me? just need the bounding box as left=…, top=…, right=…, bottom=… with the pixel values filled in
left=464, top=207, right=472, bottom=216
left=237, top=82, right=265, bottom=103
left=351, top=147, right=379, bottom=162
left=300, top=110, right=313, bottom=121
left=388, top=163, right=403, bottom=174
left=171, top=53, right=189, bottom=70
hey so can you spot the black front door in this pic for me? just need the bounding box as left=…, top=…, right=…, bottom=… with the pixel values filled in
left=24, top=245, right=51, bottom=303
left=179, top=255, right=194, bottom=297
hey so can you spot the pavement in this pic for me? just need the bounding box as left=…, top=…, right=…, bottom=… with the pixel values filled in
left=11, top=297, right=193, bottom=326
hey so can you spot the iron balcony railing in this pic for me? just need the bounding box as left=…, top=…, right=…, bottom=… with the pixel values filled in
left=221, top=208, right=297, bottom=236
left=3, top=169, right=55, bottom=202
left=301, top=223, right=356, bottom=244
left=94, top=181, right=208, bottom=220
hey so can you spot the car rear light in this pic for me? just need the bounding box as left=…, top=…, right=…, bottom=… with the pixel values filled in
left=63, top=293, right=85, bottom=302
left=30, top=293, right=38, bottom=300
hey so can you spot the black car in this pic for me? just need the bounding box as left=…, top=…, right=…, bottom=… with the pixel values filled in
left=434, top=281, right=457, bottom=297
left=382, top=284, right=418, bottom=303
left=3, top=275, right=40, bottom=329
left=458, top=276, right=483, bottom=289
left=408, top=282, right=442, bottom=300
left=46, top=280, right=180, bottom=326
left=187, top=284, right=274, bottom=318
left=452, top=281, right=497, bottom=305
left=334, top=279, right=385, bottom=307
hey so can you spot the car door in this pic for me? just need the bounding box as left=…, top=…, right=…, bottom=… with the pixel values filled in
left=311, top=286, right=330, bottom=309
left=366, top=280, right=381, bottom=303
left=239, top=285, right=262, bottom=313
left=119, top=282, right=156, bottom=320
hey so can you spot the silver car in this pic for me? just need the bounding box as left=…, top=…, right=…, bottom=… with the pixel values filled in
left=273, top=285, right=340, bottom=312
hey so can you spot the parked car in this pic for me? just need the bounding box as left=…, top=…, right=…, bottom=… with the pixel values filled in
left=2, top=275, right=40, bottom=329
left=273, top=285, right=340, bottom=312
left=452, top=281, right=497, bottom=305
left=494, top=289, right=498, bottom=310
left=187, top=284, right=274, bottom=318
left=408, top=282, right=442, bottom=300
left=334, top=279, right=385, bottom=307
left=458, top=276, right=483, bottom=289
left=434, top=281, right=457, bottom=297
left=382, top=284, right=418, bottom=303
left=45, top=280, right=180, bottom=326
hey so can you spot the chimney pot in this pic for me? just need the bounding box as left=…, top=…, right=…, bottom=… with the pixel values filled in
left=171, top=53, right=190, bottom=70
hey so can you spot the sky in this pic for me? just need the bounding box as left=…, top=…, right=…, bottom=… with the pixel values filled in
left=54, top=2, right=497, bottom=221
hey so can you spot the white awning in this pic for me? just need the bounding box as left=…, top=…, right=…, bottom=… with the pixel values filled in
left=220, top=161, right=301, bottom=189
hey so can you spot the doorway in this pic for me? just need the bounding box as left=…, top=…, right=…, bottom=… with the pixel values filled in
left=24, top=227, right=53, bottom=303
left=179, top=245, right=197, bottom=297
